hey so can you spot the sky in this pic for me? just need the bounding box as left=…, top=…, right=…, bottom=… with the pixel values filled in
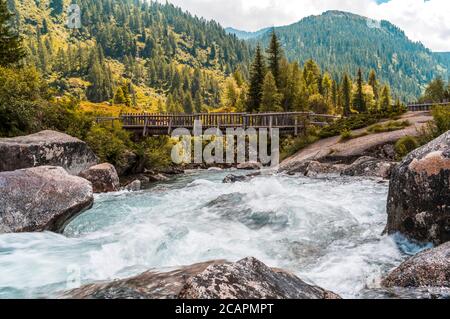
left=165, top=0, right=450, bottom=52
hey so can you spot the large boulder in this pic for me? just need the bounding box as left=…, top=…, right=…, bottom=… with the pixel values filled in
left=65, top=257, right=340, bottom=299
left=0, top=166, right=93, bottom=233
left=179, top=257, right=341, bottom=299
left=341, top=156, right=397, bottom=179
left=385, top=131, right=450, bottom=245
left=382, top=242, right=450, bottom=288
left=79, top=163, right=120, bottom=193
left=0, top=130, right=98, bottom=175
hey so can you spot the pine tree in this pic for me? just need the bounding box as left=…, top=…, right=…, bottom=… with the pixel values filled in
left=246, top=44, right=266, bottom=112
left=260, top=72, right=282, bottom=112
left=379, top=85, right=392, bottom=114
left=341, top=73, right=352, bottom=117
left=0, top=0, right=25, bottom=66
left=49, top=0, right=64, bottom=17
left=368, top=69, right=379, bottom=101
left=183, top=92, right=194, bottom=114
left=114, top=87, right=127, bottom=104
left=194, top=91, right=203, bottom=113
left=353, top=68, right=366, bottom=113
left=266, top=30, right=283, bottom=88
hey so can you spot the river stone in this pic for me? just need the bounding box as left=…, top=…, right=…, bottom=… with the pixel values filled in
left=79, top=163, right=120, bottom=193
left=179, top=257, right=340, bottom=299
left=0, top=166, right=93, bottom=233
left=0, top=130, right=98, bottom=175
left=237, top=162, right=262, bottom=170
left=382, top=242, right=450, bottom=288
left=341, top=156, right=397, bottom=179
left=123, top=179, right=141, bottom=192
left=64, top=257, right=340, bottom=299
left=305, top=161, right=345, bottom=177
left=385, top=131, right=450, bottom=244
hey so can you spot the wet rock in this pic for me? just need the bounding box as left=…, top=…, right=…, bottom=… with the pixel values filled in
left=144, top=170, right=170, bottom=182
left=385, top=131, right=450, bottom=245
left=223, top=174, right=248, bottom=183
left=223, top=172, right=261, bottom=183
left=65, top=257, right=340, bottom=299
left=0, top=130, right=98, bottom=175
left=341, top=156, right=397, bottom=179
left=115, top=150, right=140, bottom=176
left=179, top=257, right=340, bottom=299
left=123, top=179, right=141, bottom=192
left=382, top=242, right=450, bottom=288
left=305, top=161, right=344, bottom=177
left=79, top=163, right=120, bottom=193
left=65, top=260, right=224, bottom=299
left=284, top=160, right=311, bottom=175
left=237, top=162, right=262, bottom=170
left=0, top=166, right=93, bottom=234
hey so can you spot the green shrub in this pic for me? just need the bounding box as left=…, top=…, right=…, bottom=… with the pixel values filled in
left=85, top=124, right=132, bottom=167
left=340, top=129, right=353, bottom=141
left=395, top=136, right=419, bottom=159
left=280, top=133, right=319, bottom=160
left=136, top=136, right=175, bottom=169
left=431, top=105, right=450, bottom=137
left=319, top=114, right=380, bottom=138
left=367, top=120, right=410, bottom=133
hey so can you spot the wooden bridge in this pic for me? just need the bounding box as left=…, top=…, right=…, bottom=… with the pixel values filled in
left=97, top=112, right=339, bottom=137
left=407, top=101, right=450, bottom=112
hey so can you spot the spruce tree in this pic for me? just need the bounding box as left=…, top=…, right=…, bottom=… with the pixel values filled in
left=0, top=0, right=25, bottom=66
left=266, top=30, right=282, bottom=88
left=246, top=44, right=266, bottom=112
left=353, top=68, right=366, bottom=113
left=379, top=85, right=392, bottom=114
left=260, top=72, right=282, bottom=112
left=341, top=73, right=352, bottom=117
left=368, top=69, right=379, bottom=101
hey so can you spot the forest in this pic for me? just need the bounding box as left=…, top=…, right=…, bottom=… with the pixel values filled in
left=1, top=0, right=449, bottom=168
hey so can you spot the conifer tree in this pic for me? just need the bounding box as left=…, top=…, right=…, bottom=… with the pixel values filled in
left=368, top=69, right=379, bottom=101
left=379, top=85, right=392, bottom=114
left=341, top=73, right=352, bottom=117
left=0, top=0, right=25, bottom=66
left=114, top=87, right=127, bottom=104
left=266, top=30, right=282, bottom=88
left=260, top=72, right=282, bottom=112
left=353, top=68, right=366, bottom=113
left=246, top=44, right=266, bottom=112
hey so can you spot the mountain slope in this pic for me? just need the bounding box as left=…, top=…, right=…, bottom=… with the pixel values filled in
left=247, top=11, right=448, bottom=100
left=8, top=0, right=251, bottom=109
left=225, top=27, right=270, bottom=40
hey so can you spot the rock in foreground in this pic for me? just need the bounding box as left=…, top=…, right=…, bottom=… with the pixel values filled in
left=0, top=166, right=93, bottom=233
left=341, top=156, right=396, bottom=179
left=385, top=131, right=450, bottom=245
left=0, top=130, right=98, bottom=175
left=382, top=242, right=450, bottom=288
left=79, top=163, right=120, bottom=193
left=65, top=257, right=340, bottom=299
left=179, top=257, right=341, bottom=299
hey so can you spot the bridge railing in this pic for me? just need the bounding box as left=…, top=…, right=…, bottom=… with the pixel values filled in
left=119, top=112, right=339, bottom=131
left=407, top=101, right=450, bottom=112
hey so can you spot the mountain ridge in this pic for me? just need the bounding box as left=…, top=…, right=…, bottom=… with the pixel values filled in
left=231, top=10, right=447, bottom=100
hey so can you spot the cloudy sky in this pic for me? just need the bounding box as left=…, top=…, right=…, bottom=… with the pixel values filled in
left=166, top=0, right=450, bottom=52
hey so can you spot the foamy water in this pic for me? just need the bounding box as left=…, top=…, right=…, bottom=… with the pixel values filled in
left=0, top=170, right=430, bottom=298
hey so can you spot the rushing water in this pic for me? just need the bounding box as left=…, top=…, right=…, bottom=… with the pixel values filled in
left=0, top=170, right=431, bottom=299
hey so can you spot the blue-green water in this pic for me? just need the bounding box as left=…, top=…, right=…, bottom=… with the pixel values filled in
left=0, top=170, right=428, bottom=298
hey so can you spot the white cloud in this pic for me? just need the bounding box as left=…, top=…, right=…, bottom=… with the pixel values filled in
left=165, top=0, right=450, bottom=51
